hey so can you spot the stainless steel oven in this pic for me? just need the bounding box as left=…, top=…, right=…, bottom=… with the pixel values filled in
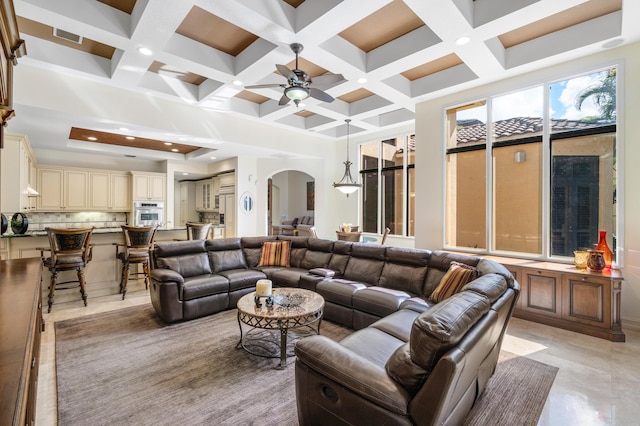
left=133, top=201, right=164, bottom=227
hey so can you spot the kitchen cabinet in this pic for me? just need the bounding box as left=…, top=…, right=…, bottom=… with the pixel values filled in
left=0, top=133, right=37, bottom=212
left=219, top=192, right=235, bottom=237
left=195, top=178, right=214, bottom=212
left=88, top=171, right=131, bottom=211
left=132, top=172, right=165, bottom=201
left=0, top=0, right=26, bottom=132
left=37, top=167, right=88, bottom=211
left=178, top=181, right=197, bottom=226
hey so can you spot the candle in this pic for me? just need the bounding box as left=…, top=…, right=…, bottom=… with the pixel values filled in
left=255, top=279, right=272, bottom=297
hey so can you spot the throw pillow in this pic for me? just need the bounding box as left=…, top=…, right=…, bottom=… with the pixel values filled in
left=430, top=261, right=478, bottom=303
left=258, top=241, right=291, bottom=267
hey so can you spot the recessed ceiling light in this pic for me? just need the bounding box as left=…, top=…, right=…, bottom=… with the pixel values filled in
left=87, top=136, right=97, bottom=141
left=126, top=136, right=135, bottom=140
left=178, top=137, right=187, bottom=141
left=210, top=156, right=217, bottom=160
left=182, top=172, right=188, bottom=175
left=171, top=148, right=179, bottom=152
left=137, top=46, right=153, bottom=56
left=119, top=127, right=129, bottom=131
left=455, top=35, right=471, bottom=46
left=164, top=142, right=173, bottom=146
left=357, top=77, right=367, bottom=84
left=232, top=80, right=243, bottom=86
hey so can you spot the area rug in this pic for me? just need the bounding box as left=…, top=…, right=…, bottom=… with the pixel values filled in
left=55, top=305, right=557, bottom=426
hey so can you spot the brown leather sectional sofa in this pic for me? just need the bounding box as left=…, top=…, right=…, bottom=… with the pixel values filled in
left=149, top=235, right=519, bottom=425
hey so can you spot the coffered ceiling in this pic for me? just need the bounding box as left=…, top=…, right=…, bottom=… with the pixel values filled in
left=8, top=0, right=639, bottom=163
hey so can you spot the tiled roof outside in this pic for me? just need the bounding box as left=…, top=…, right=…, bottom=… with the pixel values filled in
left=456, top=117, right=614, bottom=145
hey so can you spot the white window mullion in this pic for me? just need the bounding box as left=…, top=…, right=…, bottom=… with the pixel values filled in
left=542, top=82, right=551, bottom=259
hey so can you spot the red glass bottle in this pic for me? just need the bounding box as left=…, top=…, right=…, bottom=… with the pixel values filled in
left=595, top=230, right=613, bottom=270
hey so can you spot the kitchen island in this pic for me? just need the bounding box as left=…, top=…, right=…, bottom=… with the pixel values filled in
left=0, top=227, right=187, bottom=306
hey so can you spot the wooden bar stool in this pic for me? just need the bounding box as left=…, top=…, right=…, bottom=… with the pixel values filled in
left=39, top=227, right=94, bottom=312
left=186, top=222, right=212, bottom=240
left=114, top=225, right=157, bottom=299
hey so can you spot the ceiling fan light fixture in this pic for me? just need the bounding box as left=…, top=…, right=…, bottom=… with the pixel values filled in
left=285, top=86, right=309, bottom=101
left=333, top=119, right=362, bottom=196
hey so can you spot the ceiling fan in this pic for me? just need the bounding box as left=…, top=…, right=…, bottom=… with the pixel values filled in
left=245, top=43, right=345, bottom=107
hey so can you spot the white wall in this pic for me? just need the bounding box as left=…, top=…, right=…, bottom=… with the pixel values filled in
left=415, top=41, right=640, bottom=328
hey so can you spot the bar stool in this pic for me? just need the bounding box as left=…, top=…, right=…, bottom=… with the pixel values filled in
left=39, top=227, right=94, bottom=312
left=186, top=222, right=212, bottom=240
left=114, top=225, right=157, bottom=299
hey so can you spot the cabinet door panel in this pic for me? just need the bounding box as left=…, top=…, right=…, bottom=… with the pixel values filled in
left=64, top=171, right=88, bottom=209
left=149, top=176, right=165, bottom=200
left=562, top=275, right=611, bottom=328
left=521, top=270, right=562, bottom=317
left=110, top=174, right=131, bottom=210
left=89, top=172, right=110, bottom=210
left=38, top=169, right=64, bottom=210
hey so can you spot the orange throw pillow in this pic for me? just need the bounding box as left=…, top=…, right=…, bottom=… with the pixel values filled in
left=430, top=262, right=477, bottom=303
left=258, top=241, right=291, bottom=267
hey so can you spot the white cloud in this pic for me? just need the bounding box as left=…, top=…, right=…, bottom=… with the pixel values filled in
left=492, top=86, right=544, bottom=121
left=557, top=73, right=602, bottom=120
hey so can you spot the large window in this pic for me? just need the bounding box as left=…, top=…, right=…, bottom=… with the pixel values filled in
left=445, top=66, right=618, bottom=262
left=361, top=134, right=415, bottom=237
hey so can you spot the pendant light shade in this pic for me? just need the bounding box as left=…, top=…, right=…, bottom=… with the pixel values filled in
left=333, top=119, right=362, bottom=194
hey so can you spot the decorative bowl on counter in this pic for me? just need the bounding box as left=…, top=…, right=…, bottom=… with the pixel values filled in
left=1, top=213, right=7, bottom=235
left=10, top=213, right=28, bottom=235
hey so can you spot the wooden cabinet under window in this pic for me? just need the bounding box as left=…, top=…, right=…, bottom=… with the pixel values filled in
left=506, top=260, right=623, bottom=342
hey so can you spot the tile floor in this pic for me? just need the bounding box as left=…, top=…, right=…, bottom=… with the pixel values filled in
left=35, top=290, right=640, bottom=426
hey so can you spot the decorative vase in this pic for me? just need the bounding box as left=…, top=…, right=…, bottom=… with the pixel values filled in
left=595, top=230, right=613, bottom=269
left=0, top=213, right=7, bottom=235
left=587, top=250, right=606, bottom=272
left=10, top=212, right=28, bottom=234
left=573, top=250, right=589, bottom=269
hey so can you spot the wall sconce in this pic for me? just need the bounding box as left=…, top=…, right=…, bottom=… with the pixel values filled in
left=514, top=151, right=526, bottom=163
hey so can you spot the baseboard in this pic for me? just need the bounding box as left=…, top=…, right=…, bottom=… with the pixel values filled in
left=622, top=317, right=640, bottom=332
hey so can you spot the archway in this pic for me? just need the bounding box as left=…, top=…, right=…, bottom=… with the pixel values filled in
left=269, top=170, right=315, bottom=235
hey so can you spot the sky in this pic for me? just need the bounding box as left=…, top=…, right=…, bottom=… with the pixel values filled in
left=456, top=69, right=609, bottom=123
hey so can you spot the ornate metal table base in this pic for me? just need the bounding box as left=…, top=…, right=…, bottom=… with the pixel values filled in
left=236, top=288, right=324, bottom=368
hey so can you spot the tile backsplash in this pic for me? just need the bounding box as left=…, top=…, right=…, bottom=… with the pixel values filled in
left=2, top=211, right=129, bottom=232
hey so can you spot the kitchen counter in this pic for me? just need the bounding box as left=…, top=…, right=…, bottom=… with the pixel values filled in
left=1, top=226, right=188, bottom=238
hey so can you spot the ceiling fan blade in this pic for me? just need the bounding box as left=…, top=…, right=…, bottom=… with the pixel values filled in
left=276, top=64, right=296, bottom=81
left=310, top=73, right=345, bottom=87
left=309, top=87, right=335, bottom=103
left=245, top=84, right=284, bottom=89
left=278, top=94, right=291, bottom=105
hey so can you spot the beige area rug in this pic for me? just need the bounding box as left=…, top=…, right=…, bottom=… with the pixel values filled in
left=55, top=305, right=557, bottom=426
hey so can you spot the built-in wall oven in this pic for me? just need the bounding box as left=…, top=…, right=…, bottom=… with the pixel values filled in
left=133, top=201, right=164, bottom=227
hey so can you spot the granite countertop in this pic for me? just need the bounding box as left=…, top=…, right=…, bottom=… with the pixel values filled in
left=1, top=226, right=189, bottom=238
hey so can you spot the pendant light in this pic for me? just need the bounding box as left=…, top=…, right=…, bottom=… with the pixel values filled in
left=333, top=119, right=362, bottom=195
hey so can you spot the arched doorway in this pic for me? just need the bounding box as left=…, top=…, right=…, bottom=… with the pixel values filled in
left=268, top=170, right=315, bottom=235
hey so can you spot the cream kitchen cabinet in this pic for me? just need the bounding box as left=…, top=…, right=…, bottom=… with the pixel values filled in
left=0, top=133, right=37, bottom=212
left=195, top=178, right=214, bottom=212
left=132, top=172, right=165, bottom=201
left=89, top=172, right=131, bottom=211
left=38, top=166, right=89, bottom=211
left=37, top=167, right=88, bottom=211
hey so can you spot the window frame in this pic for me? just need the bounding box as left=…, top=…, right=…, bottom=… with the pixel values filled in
left=359, top=133, right=415, bottom=238
left=442, top=64, right=623, bottom=266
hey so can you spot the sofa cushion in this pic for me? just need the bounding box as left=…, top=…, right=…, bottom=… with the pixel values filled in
left=352, top=287, right=412, bottom=318
left=343, top=244, right=386, bottom=285
left=258, top=241, right=291, bottom=267
left=270, top=267, right=308, bottom=287
left=386, top=343, right=429, bottom=395
left=410, top=291, right=490, bottom=372
left=157, top=253, right=211, bottom=278
left=379, top=248, right=429, bottom=295
left=182, top=274, right=229, bottom=300
left=218, top=269, right=267, bottom=292
left=461, top=273, right=507, bottom=303
left=423, top=251, right=480, bottom=296
left=430, top=262, right=478, bottom=303
left=327, top=241, right=352, bottom=275
left=209, top=250, right=247, bottom=273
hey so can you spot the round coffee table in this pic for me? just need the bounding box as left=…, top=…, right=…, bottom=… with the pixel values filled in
left=236, top=287, right=324, bottom=368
